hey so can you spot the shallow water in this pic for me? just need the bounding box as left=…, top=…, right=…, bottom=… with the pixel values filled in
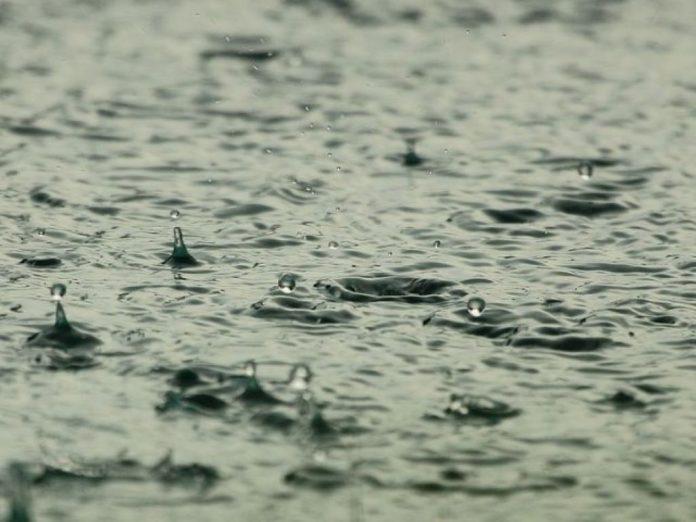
left=1, top=0, right=696, bottom=520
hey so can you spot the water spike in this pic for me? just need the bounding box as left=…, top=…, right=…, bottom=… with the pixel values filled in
left=6, top=463, right=33, bottom=522
left=237, top=361, right=282, bottom=405
left=54, top=302, right=70, bottom=330
left=163, top=226, right=199, bottom=267
left=402, top=139, right=424, bottom=167
left=26, top=284, right=101, bottom=350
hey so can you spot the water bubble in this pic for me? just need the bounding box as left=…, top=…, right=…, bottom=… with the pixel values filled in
left=466, top=297, right=486, bottom=318
left=278, top=274, right=296, bottom=294
left=169, top=209, right=180, bottom=221
left=432, top=240, right=441, bottom=248
left=578, top=161, right=593, bottom=180
left=289, top=364, right=312, bottom=392
left=50, top=283, right=66, bottom=302
left=328, top=241, right=339, bottom=249
left=244, top=360, right=257, bottom=378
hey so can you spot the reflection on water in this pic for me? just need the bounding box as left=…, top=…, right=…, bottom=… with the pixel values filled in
left=1, top=0, right=695, bottom=520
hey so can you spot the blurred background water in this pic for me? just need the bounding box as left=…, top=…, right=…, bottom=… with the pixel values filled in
left=1, top=0, right=695, bottom=520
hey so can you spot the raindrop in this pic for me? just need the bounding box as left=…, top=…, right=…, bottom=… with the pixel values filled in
left=328, top=241, right=339, bottom=249
left=36, top=228, right=46, bottom=236
left=244, top=360, right=257, bottom=378
left=432, top=240, right=441, bottom=248
left=466, top=297, right=486, bottom=318
left=278, top=274, right=296, bottom=294
left=336, top=166, right=342, bottom=172
left=50, top=283, right=66, bottom=302
left=169, top=209, right=180, bottom=221
left=289, top=364, right=312, bottom=392
left=578, top=161, right=593, bottom=180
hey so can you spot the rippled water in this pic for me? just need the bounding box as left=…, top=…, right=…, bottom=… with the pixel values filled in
left=2, top=0, right=696, bottom=520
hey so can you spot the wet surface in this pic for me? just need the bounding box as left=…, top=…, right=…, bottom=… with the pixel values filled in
left=1, top=0, right=696, bottom=520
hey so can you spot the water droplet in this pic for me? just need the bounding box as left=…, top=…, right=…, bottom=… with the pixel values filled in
left=578, top=161, right=593, bottom=180
left=447, top=394, right=468, bottom=415
left=244, top=360, right=257, bottom=378
left=327, top=152, right=333, bottom=158
left=278, top=274, right=296, bottom=294
left=432, top=240, right=441, bottom=248
left=444, top=148, right=449, bottom=154
left=289, top=364, right=312, bottom=391
left=35, top=228, right=46, bottom=236
left=335, top=166, right=342, bottom=172
left=169, top=209, right=180, bottom=221
left=224, top=35, right=231, bottom=43
left=328, top=241, right=339, bottom=249
left=50, top=283, right=66, bottom=302
left=304, top=105, right=311, bottom=112
left=467, top=297, right=486, bottom=318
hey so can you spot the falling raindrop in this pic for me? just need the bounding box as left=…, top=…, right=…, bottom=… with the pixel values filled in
left=432, top=240, right=441, bottom=248
left=169, top=209, right=180, bottom=221
left=328, top=241, right=339, bottom=249
left=466, top=297, right=486, bottom=318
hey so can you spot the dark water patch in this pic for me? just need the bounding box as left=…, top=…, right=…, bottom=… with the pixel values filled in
left=315, top=275, right=455, bottom=304
left=512, top=335, right=616, bottom=352
left=484, top=208, right=544, bottom=224
left=200, top=49, right=280, bottom=61
left=7, top=125, right=60, bottom=137
left=552, top=198, right=627, bottom=217
left=283, top=464, right=352, bottom=490
left=249, top=297, right=357, bottom=325
left=87, top=206, right=120, bottom=215
left=19, top=258, right=61, bottom=268
left=450, top=6, right=495, bottom=27
left=30, top=189, right=65, bottom=207
left=567, top=263, right=666, bottom=274
left=214, top=203, right=274, bottom=218
left=518, top=8, right=558, bottom=24
left=532, top=156, right=623, bottom=168
left=26, top=453, right=218, bottom=491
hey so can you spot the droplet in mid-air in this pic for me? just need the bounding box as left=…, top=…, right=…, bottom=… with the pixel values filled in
left=278, top=274, right=297, bottom=294
left=50, top=283, right=66, bottom=302
left=289, top=363, right=312, bottom=392
left=169, top=209, right=180, bottom=221
left=577, top=161, right=593, bottom=180
left=432, top=240, right=441, bottom=248
left=328, top=241, right=339, bottom=249
left=466, top=297, right=486, bottom=318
